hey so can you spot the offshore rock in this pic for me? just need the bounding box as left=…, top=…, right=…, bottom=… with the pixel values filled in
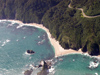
left=37, top=60, right=52, bottom=75
left=24, top=69, right=33, bottom=75
left=27, top=50, right=35, bottom=54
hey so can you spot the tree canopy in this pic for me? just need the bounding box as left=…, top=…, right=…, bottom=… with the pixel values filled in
left=0, top=0, right=100, bottom=55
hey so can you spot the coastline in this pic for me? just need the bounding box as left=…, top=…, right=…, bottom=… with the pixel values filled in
left=1, top=19, right=100, bottom=58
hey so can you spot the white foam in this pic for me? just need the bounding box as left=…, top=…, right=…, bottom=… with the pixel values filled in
left=7, top=23, right=13, bottom=27
left=16, top=39, right=19, bottom=41
left=6, top=39, right=10, bottom=42
left=38, top=36, right=40, bottom=38
left=24, top=52, right=31, bottom=55
left=11, top=21, right=16, bottom=25
left=29, top=64, right=36, bottom=69
left=1, top=39, right=10, bottom=46
left=73, top=59, right=75, bottom=61
left=1, top=41, right=6, bottom=46
left=23, top=37, right=26, bottom=39
left=95, top=73, right=98, bottom=75
left=48, top=66, right=55, bottom=73
left=22, top=71, right=25, bottom=74
left=16, top=24, right=24, bottom=29
left=37, top=39, right=45, bottom=45
left=10, top=20, right=19, bottom=25
left=88, top=61, right=99, bottom=69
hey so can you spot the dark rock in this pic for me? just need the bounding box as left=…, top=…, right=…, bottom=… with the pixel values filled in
left=38, top=64, right=42, bottom=68
left=37, top=60, right=52, bottom=75
left=82, top=44, right=87, bottom=52
left=89, top=43, right=99, bottom=56
left=27, top=50, right=35, bottom=54
left=24, top=69, right=33, bottom=75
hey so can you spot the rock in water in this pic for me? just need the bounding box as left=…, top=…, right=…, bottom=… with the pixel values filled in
left=37, top=60, right=52, bottom=75
left=24, top=69, right=33, bottom=75
left=27, top=50, right=35, bottom=54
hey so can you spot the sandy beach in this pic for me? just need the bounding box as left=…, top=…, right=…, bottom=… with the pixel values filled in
left=1, top=19, right=100, bottom=58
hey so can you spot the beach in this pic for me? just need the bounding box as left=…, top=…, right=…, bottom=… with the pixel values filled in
left=0, top=19, right=100, bottom=75
left=0, top=20, right=56, bottom=75
left=1, top=19, right=100, bottom=58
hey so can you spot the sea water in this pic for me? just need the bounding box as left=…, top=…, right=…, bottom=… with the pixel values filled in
left=0, top=20, right=55, bottom=75
left=0, top=20, right=100, bottom=75
left=54, top=54, right=100, bottom=75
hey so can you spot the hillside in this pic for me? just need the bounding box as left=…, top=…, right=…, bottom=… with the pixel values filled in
left=0, top=0, right=100, bottom=55
left=71, top=0, right=100, bottom=16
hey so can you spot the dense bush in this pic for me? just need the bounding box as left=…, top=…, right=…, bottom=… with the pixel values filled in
left=0, top=0, right=100, bottom=55
left=71, top=0, right=100, bottom=16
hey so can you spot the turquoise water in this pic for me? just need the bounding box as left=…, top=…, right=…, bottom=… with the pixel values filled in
left=0, top=20, right=55, bottom=75
left=0, top=20, right=100, bottom=75
left=54, top=54, right=100, bottom=75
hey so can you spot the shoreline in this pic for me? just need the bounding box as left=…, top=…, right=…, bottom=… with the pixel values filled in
left=1, top=19, right=100, bottom=58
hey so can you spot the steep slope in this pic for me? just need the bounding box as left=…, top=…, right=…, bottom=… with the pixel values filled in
left=71, top=0, right=100, bottom=16
left=0, top=0, right=100, bottom=55
left=0, top=0, right=61, bottom=23
left=42, top=0, right=100, bottom=55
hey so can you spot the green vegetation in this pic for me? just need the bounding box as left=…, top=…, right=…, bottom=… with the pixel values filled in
left=0, top=0, right=61, bottom=23
left=71, top=0, right=100, bottom=16
left=0, top=0, right=100, bottom=55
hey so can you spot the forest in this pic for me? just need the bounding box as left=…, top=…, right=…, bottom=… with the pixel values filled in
left=0, top=0, right=100, bottom=55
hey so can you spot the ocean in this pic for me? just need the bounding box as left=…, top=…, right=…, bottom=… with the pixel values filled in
left=0, top=20, right=100, bottom=75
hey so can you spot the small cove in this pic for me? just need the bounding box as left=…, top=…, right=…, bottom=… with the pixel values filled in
left=0, top=20, right=100, bottom=75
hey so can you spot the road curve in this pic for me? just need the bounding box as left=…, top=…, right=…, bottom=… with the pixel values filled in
left=68, top=0, right=100, bottom=18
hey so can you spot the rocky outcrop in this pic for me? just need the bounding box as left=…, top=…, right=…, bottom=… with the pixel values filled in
left=27, top=50, right=35, bottom=54
left=24, top=60, right=52, bottom=75
left=24, top=69, right=33, bottom=75
left=88, top=43, right=99, bottom=56
left=37, top=60, right=52, bottom=75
